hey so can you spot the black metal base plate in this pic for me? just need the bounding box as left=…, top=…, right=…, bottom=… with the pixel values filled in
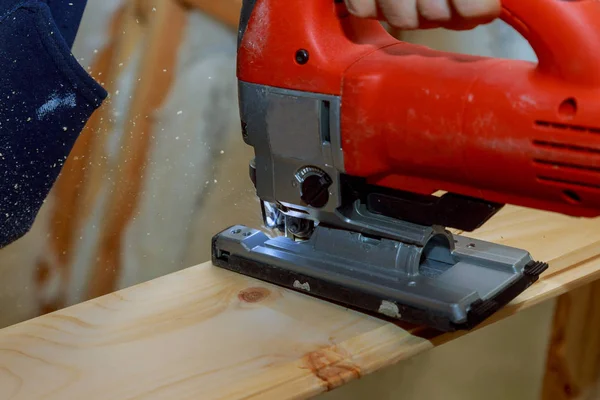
left=211, top=231, right=548, bottom=332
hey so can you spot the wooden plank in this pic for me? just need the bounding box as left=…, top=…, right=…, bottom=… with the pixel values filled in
left=1, top=206, right=600, bottom=399
left=86, top=0, right=188, bottom=300
left=33, top=3, right=136, bottom=314
left=68, top=1, right=145, bottom=234
left=179, top=0, right=242, bottom=29
left=541, top=281, right=600, bottom=400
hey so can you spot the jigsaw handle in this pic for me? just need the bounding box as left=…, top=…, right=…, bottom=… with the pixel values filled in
left=499, top=0, right=600, bottom=85
left=238, top=0, right=600, bottom=94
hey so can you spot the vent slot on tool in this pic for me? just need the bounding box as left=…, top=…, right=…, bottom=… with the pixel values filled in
left=320, top=100, right=331, bottom=144
left=535, top=121, right=600, bottom=134
left=532, top=119, right=600, bottom=202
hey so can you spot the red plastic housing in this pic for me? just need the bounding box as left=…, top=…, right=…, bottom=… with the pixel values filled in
left=238, top=0, right=600, bottom=218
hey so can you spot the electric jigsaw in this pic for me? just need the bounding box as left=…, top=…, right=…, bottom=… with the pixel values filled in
left=212, top=0, right=600, bottom=332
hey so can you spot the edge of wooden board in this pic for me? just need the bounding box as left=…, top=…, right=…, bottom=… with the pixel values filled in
left=1, top=206, right=599, bottom=399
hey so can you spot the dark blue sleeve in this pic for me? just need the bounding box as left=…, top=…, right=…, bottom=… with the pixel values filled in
left=0, top=0, right=107, bottom=248
left=40, top=0, right=88, bottom=49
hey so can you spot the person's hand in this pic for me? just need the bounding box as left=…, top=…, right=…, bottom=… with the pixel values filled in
left=344, top=0, right=501, bottom=30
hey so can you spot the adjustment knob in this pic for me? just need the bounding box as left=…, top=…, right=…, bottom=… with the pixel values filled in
left=296, top=167, right=332, bottom=208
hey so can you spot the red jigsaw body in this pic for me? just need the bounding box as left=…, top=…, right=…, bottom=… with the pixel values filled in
left=237, top=0, right=600, bottom=219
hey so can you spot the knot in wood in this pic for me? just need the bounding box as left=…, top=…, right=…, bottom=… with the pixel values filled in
left=238, top=287, right=271, bottom=303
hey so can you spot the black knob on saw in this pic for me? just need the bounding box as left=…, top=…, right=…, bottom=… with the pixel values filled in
left=298, top=168, right=332, bottom=208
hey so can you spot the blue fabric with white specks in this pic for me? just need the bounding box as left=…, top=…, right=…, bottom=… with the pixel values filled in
left=0, top=0, right=107, bottom=248
left=41, top=0, right=88, bottom=49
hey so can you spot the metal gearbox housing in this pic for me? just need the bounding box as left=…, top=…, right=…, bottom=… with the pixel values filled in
left=211, top=81, right=548, bottom=332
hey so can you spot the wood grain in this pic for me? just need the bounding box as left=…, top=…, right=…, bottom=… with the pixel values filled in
left=74, top=1, right=146, bottom=225
left=179, top=0, right=242, bottom=29
left=2, top=206, right=600, bottom=400
left=541, top=281, right=600, bottom=400
left=33, top=3, right=130, bottom=314
left=86, top=0, right=188, bottom=300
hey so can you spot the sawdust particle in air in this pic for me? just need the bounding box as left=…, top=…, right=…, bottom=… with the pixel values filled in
left=238, top=287, right=271, bottom=303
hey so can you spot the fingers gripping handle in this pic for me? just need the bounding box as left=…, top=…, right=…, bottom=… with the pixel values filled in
left=237, top=0, right=600, bottom=94
left=500, top=0, right=600, bottom=85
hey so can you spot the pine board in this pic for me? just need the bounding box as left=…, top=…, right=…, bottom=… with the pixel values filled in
left=180, top=0, right=242, bottom=29
left=1, top=206, right=600, bottom=400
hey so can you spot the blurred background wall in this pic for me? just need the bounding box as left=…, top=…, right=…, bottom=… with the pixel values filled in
left=0, top=2, right=558, bottom=398
left=0, top=0, right=260, bottom=326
